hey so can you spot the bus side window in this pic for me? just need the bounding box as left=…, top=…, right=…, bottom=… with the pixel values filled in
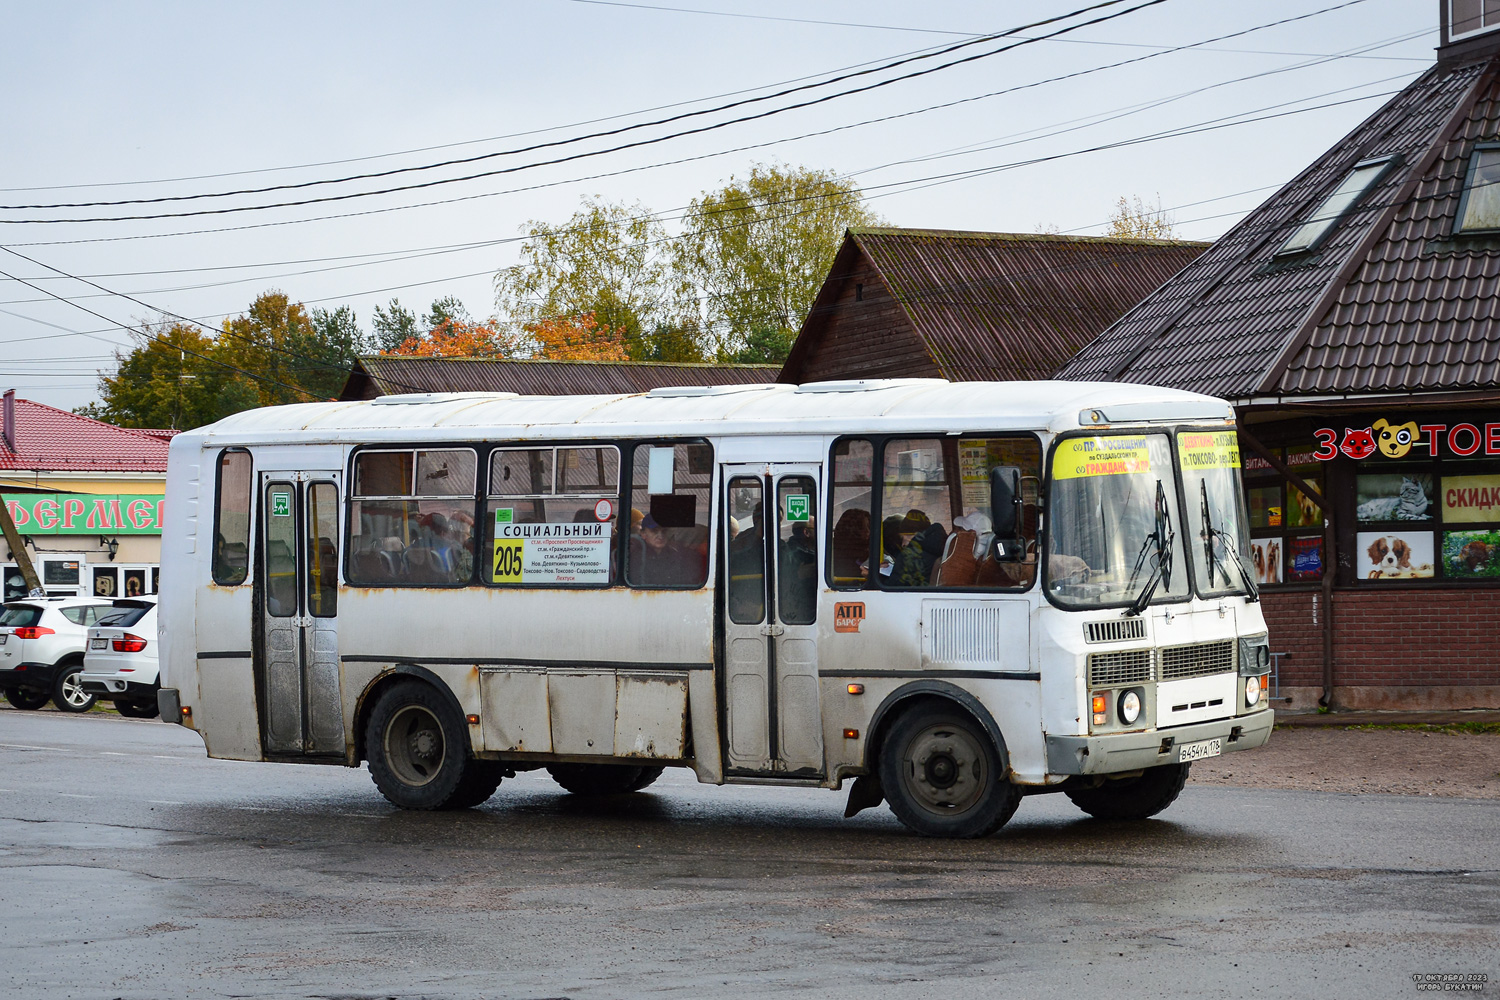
left=347, top=448, right=477, bottom=587
left=627, top=442, right=712, bottom=589
left=828, top=438, right=873, bottom=589
left=213, top=449, right=253, bottom=586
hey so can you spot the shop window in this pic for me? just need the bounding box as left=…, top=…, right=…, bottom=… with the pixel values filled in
left=348, top=448, right=478, bottom=587
left=1456, top=145, right=1500, bottom=232
left=878, top=435, right=1041, bottom=590
left=626, top=443, right=712, bottom=589
left=484, top=445, right=620, bottom=587
left=1242, top=443, right=1324, bottom=586
left=1276, top=157, right=1396, bottom=256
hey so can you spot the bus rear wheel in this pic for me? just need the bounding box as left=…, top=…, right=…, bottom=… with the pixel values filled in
left=877, top=704, right=1020, bottom=839
left=547, top=763, right=663, bottom=795
left=366, top=681, right=501, bottom=810
left=1064, top=763, right=1190, bottom=821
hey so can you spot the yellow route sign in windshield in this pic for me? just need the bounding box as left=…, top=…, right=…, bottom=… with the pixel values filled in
left=1053, top=437, right=1151, bottom=480
left=1176, top=431, right=1241, bottom=471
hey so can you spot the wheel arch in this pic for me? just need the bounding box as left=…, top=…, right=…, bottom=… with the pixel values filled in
left=352, top=663, right=471, bottom=764
left=864, top=680, right=1011, bottom=777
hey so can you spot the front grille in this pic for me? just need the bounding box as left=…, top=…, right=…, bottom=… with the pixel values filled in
left=1084, top=619, right=1146, bottom=643
left=1159, top=640, right=1235, bottom=681
left=1088, top=649, right=1154, bottom=687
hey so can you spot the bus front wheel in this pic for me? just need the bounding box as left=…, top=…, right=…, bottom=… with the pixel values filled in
left=877, top=704, right=1020, bottom=839
left=1064, top=763, right=1190, bottom=821
left=366, top=681, right=502, bottom=810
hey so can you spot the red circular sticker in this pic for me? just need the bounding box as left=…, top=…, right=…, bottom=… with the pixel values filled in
left=594, top=498, right=613, bottom=522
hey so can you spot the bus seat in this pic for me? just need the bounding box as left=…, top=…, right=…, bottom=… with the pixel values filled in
left=934, top=530, right=979, bottom=587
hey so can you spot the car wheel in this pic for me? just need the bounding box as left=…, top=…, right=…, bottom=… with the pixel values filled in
left=115, top=700, right=159, bottom=719
left=546, top=763, right=651, bottom=795
left=4, top=686, right=50, bottom=711
left=877, top=702, right=1020, bottom=839
left=52, top=664, right=97, bottom=713
left=365, top=681, right=499, bottom=810
left=1064, top=763, right=1190, bottom=821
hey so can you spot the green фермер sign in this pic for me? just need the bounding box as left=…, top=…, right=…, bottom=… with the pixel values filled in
left=2, top=494, right=164, bottom=535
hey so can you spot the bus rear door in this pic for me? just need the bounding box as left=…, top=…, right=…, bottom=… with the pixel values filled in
left=257, top=472, right=344, bottom=757
left=722, top=464, right=824, bottom=778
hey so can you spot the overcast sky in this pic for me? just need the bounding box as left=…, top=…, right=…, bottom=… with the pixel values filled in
left=1, top=0, right=1435, bottom=412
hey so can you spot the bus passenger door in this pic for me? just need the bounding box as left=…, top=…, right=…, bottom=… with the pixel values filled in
left=722, top=464, right=824, bottom=778
left=257, top=473, right=345, bottom=757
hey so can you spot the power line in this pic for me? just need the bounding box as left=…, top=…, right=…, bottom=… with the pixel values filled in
left=0, top=0, right=1172, bottom=220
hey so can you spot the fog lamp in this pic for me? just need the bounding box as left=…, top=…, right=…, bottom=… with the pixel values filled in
left=1119, top=689, right=1142, bottom=725
left=1245, top=674, right=1261, bottom=706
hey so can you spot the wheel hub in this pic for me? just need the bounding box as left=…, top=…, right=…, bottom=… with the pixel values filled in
left=923, top=751, right=960, bottom=789
left=408, top=729, right=440, bottom=761
left=902, top=726, right=987, bottom=814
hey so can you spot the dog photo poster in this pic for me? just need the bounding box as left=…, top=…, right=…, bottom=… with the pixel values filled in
left=1249, top=537, right=1282, bottom=584
left=1357, top=530, right=1435, bottom=579
left=1443, top=529, right=1500, bottom=579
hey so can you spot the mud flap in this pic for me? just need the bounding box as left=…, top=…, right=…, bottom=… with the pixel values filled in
left=843, top=774, right=885, bottom=817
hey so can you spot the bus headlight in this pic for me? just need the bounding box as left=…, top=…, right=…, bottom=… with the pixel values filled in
left=1245, top=674, right=1261, bottom=707
left=1118, top=689, right=1142, bottom=725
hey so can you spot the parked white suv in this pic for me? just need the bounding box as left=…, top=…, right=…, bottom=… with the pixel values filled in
left=0, top=598, right=115, bottom=712
left=80, top=598, right=160, bottom=719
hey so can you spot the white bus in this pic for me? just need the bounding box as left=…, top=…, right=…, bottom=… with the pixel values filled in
left=159, top=379, right=1273, bottom=838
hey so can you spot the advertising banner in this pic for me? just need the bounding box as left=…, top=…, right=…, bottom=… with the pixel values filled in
left=1441, top=474, right=1500, bottom=523
left=2, top=494, right=163, bottom=535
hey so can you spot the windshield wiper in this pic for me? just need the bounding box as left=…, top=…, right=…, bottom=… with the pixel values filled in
left=1199, top=480, right=1259, bottom=601
left=1125, top=480, right=1174, bottom=617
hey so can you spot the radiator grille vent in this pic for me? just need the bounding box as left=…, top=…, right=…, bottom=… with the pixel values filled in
left=1084, top=619, right=1146, bottom=643
left=1087, top=649, right=1154, bottom=687
left=926, top=604, right=1010, bottom=666
left=1160, top=640, right=1236, bottom=681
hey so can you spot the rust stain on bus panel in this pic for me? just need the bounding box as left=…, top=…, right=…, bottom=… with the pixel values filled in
left=615, top=673, right=688, bottom=759
left=479, top=668, right=552, bottom=754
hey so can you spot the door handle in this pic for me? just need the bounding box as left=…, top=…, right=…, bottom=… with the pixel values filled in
left=759, top=624, right=785, bottom=637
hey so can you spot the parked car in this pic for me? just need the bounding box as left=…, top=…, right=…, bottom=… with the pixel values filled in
left=0, top=597, right=116, bottom=712
left=80, top=597, right=160, bottom=718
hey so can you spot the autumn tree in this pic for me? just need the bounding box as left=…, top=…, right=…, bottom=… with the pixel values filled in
left=494, top=198, right=686, bottom=360
left=677, top=163, right=881, bottom=363
left=526, top=313, right=629, bottom=362
left=1106, top=195, right=1177, bottom=240
left=385, top=316, right=521, bottom=358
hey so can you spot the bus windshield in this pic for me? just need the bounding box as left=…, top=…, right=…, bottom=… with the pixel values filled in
left=1176, top=430, right=1256, bottom=599
left=1046, top=433, right=1190, bottom=610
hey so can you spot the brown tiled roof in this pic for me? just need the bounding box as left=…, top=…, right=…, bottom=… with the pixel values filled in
left=783, top=228, right=1207, bottom=383
left=340, top=356, right=778, bottom=400
left=1060, top=54, right=1500, bottom=399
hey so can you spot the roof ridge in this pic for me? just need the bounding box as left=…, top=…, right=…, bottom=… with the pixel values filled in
left=361, top=355, right=778, bottom=368
left=848, top=226, right=1210, bottom=247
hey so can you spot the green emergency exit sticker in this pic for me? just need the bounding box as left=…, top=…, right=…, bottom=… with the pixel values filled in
left=271, top=492, right=291, bottom=517
left=785, top=494, right=810, bottom=522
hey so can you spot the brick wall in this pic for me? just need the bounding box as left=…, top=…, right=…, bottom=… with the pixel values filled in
left=1261, top=586, right=1500, bottom=688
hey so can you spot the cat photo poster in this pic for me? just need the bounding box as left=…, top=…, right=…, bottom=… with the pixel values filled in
left=1355, top=473, right=1434, bottom=523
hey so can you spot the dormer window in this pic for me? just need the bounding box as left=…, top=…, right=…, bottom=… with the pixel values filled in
left=1455, top=144, right=1500, bottom=232
left=1275, top=156, right=1397, bottom=257
left=1450, top=0, right=1500, bottom=41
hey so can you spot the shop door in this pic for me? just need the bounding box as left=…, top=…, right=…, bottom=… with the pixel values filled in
left=257, top=473, right=344, bottom=756
left=721, top=464, right=824, bottom=778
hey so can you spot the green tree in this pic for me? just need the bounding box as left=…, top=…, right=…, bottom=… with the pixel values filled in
left=677, top=163, right=881, bottom=362
left=82, top=320, right=258, bottom=429
left=216, top=291, right=326, bottom=407
left=494, top=197, right=685, bottom=360
left=371, top=298, right=419, bottom=354
left=303, top=305, right=369, bottom=399
left=422, top=295, right=470, bottom=331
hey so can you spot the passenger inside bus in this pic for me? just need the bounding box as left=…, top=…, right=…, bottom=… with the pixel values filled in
left=830, top=508, right=871, bottom=582
left=636, top=514, right=699, bottom=586
left=778, top=517, right=817, bottom=623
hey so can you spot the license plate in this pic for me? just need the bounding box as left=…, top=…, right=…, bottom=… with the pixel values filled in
left=0, top=634, right=6, bottom=645
left=91, top=638, right=107, bottom=649
left=1178, top=738, right=1222, bottom=763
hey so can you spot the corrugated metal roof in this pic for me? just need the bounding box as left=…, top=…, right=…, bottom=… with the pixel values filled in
left=342, top=357, right=778, bottom=400
left=786, top=228, right=1207, bottom=383
left=1061, top=53, right=1500, bottom=399
left=0, top=397, right=168, bottom=473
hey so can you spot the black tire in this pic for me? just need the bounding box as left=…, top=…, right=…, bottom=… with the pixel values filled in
left=1065, top=763, right=1190, bottom=821
left=52, top=663, right=97, bottom=713
left=3, top=686, right=49, bottom=710
left=115, top=700, right=159, bottom=719
left=877, top=703, right=1020, bottom=839
left=546, top=763, right=654, bottom=795
left=365, top=681, right=500, bottom=810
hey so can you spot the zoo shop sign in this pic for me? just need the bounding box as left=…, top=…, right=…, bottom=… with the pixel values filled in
left=1313, top=419, right=1500, bottom=461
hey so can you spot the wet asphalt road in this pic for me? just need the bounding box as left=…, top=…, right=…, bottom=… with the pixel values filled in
left=0, top=712, right=1495, bottom=1000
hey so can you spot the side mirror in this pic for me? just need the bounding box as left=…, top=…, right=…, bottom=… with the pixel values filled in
left=989, top=466, right=1024, bottom=561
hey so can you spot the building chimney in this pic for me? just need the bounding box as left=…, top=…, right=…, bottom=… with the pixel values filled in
left=1, top=390, right=14, bottom=453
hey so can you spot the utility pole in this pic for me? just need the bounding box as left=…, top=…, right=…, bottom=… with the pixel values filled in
left=0, top=500, right=42, bottom=598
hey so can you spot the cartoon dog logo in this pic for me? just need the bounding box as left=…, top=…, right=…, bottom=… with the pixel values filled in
left=1372, top=418, right=1420, bottom=459
left=1340, top=427, right=1377, bottom=460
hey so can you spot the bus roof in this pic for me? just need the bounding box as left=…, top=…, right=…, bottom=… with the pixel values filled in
left=176, top=379, right=1233, bottom=447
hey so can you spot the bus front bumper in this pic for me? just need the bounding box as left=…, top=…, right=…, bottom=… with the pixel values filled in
left=1045, top=709, right=1273, bottom=776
